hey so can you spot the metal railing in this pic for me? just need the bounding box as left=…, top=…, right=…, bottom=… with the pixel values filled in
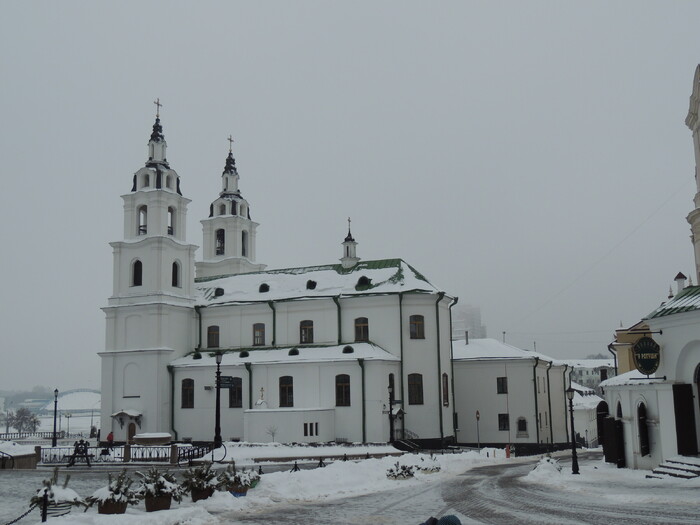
left=177, top=444, right=213, bottom=466
left=0, top=431, right=65, bottom=440
left=0, top=450, right=15, bottom=470
left=129, top=445, right=171, bottom=462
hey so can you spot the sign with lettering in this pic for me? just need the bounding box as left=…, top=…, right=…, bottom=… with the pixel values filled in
left=218, top=376, right=236, bottom=388
left=633, top=337, right=661, bottom=376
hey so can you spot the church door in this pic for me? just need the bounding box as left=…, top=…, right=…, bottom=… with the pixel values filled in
left=596, top=401, right=609, bottom=446
left=673, top=383, right=698, bottom=456
left=127, top=423, right=137, bottom=444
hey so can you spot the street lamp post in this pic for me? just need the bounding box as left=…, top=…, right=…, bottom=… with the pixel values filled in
left=388, top=385, right=394, bottom=443
left=566, top=387, right=580, bottom=475
left=214, top=351, right=223, bottom=449
left=65, top=413, right=72, bottom=436
left=52, top=389, right=59, bottom=447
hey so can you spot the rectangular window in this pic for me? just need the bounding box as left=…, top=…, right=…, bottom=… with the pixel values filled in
left=228, top=377, right=242, bottom=408
left=409, top=315, right=425, bottom=339
left=335, top=374, right=351, bottom=407
left=280, top=376, right=294, bottom=407
left=253, top=323, right=265, bottom=346
left=354, top=317, right=369, bottom=342
left=304, top=423, right=308, bottom=437
left=498, top=413, right=509, bottom=431
left=207, top=325, right=220, bottom=348
left=181, top=379, right=194, bottom=409
left=300, top=320, right=314, bottom=344
left=496, top=377, right=508, bottom=394
left=408, top=373, right=424, bottom=405
left=539, top=412, right=542, bottom=429
left=315, top=422, right=319, bottom=436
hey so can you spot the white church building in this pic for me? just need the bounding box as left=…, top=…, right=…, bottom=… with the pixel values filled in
left=100, top=114, right=456, bottom=446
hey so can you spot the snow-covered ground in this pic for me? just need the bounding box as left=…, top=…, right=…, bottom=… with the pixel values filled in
left=0, top=446, right=504, bottom=524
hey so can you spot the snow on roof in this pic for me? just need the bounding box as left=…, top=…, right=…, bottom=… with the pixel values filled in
left=41, top=389, right=100, bottom=412
left=0, top=440, right=36, bottom=457
left=570, top=381, right=603, bottom=409
left=170, top=342, right=399, bottom=368
left=111, top=409, right=142, bottom=417
left=600, top=369, right=659, bottom=387
left=452, top=338, right=563, bottom=365
left=647, top=285, right=700, bottom=319
left=558, top=359, right=615, bottom=369
left=195, top=259, right=441, bottom=305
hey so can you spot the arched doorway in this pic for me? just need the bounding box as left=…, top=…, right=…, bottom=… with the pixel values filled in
left=638, top=403, right=650, bottom=457
left=596, top=401, right=609, bottom=446
left=128, top=423, right=136, bottom=444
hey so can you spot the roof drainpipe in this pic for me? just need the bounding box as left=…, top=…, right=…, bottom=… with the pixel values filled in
left=546, top=361, right=554, bottom=446
left=267, top=301, right=276, bottom=346
left=562, top=365, right=570, bottom=443
left=358, top=358, right=366, bottom=443
left=435, top=292, right=445, bottom=446
left=532, top=357, right=540, bottom=444
left=245, top=363, right=253, bottom=410
left=398, top=292, right=405, bottom=416
left=607, top=343, right=618, bottom=376
left=194, top=305, right=202, bottom=350
left=333, top=296, right=342, bottom=345
left=449, top=297, right=459, bottom=442
left=167, top=365, right=178, bottom=441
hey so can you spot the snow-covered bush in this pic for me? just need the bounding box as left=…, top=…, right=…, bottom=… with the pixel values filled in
left=30, top=467, right=84, bottom=508
left=86, top=469, right=139, bottom=507
left=135, top=467, right=184, bottom=502
left=217, top=463, right=261, bottom=489
left=386, top=461, right=416, bottom=480
left=415, top=455, right=441, bottom=473
left=181, top=462, right=218, bottom=493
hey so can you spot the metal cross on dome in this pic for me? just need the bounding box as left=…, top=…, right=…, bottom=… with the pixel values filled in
left=228, top=135, right=234, bottom=153
left=153, top=98, right=162, bottom=118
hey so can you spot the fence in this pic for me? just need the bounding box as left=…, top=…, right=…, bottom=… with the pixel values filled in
left=0, top=431, right=65, bottom=441
left=39, top=443, right=212, bottom=465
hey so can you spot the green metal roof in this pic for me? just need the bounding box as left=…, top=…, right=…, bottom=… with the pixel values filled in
left=647, top=285, right=700, bottom=319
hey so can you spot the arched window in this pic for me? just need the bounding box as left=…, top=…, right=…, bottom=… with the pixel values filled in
left=142, top=173, right=150, bottom=188
left=336, top=374, right=351, bottom=406
left=409, top=315, right=425, bottom=339
left=242, top=230, right=248, bottom=257
left=517, top=417, right=528, bottom=436
left=207, top=325, right=220, bottom=348
left=253, top=323, right=265, bottom=346
left=354, top=317, right=369, bottom=341
left=138, top=206, right=148, bottom=235
left=165, top=175, right=172, bottom=189
left=306, top=280, right=317, bottom=290
left=181, top=378, right=194, bottom=409
left=229, top=377, right=243, bottom=408
left=638, top=403, right=650, bottom=456
left=408, top=373, right=424, bottom=405
left=279, top=376, right=293, bottom=407
left=167, top=207, right=175, bottom=235
left=172, top=261, right=180, bottom=287
left=616, top=402, right=623, bottom=419
left=259, top=283, right=269, bottom=293
left=219, top=204, right=226, bottom=216
left=132, top=260, right=143, bottom=287
left=231, top=201, right=237, bottom=215
left=300, top=320, right=314, bottom=344
left=215, top=229, right=225, bottom=255
left=442, top=372, right=449, bottom=406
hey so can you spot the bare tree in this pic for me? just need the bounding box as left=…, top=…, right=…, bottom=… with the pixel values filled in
left=266, top=425, right=278, bottom=443
left=8, top=408, right=40, bottom=432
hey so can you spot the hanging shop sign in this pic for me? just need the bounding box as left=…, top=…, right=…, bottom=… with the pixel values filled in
left=633, top=337, right=661, bottom=376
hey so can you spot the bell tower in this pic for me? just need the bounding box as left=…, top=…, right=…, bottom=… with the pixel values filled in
left=340, top=218, right=360, bottom=268
left=196, top=137, right=265, bottom=278
left=686, top=65, right=700, bottom=283
left=101, top=102, right=198, bottom=440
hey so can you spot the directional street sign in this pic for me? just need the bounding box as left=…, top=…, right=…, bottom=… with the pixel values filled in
left=218, top=376, right=235, bottom=388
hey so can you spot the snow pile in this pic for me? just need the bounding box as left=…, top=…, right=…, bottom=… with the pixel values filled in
left=0, top=440, right=36, bottom=456
left=32, top=450, right=501, bottom=524
left=217, top=441, right=402, bottom=464
left=524, top=456, right=562, bottom=482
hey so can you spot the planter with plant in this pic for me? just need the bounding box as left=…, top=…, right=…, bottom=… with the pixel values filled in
left=30, top=467, right=85, bottom=518
left=86, top=469, right=139, bottom=514
left=181, top=462, right=219, bottom=502
left=135, top=467, right=183, bottom=512
left=217, top=463, right=261, bottom=497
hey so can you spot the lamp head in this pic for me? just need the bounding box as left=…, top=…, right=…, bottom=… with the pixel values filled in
left=54, top=389, right=58, bottom=396
left=215, top=351, right=223, bottom=365
left=566, top=387, right=575, bottom=401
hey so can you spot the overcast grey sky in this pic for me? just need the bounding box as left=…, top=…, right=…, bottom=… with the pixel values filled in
left=1, top=2, right=699, bottom=391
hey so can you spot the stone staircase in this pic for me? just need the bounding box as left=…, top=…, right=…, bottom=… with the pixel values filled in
left=646, top=456, right=700, bottom=479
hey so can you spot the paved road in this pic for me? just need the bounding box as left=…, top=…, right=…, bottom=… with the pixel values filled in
left=219, top=453, right=700, bottom=525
